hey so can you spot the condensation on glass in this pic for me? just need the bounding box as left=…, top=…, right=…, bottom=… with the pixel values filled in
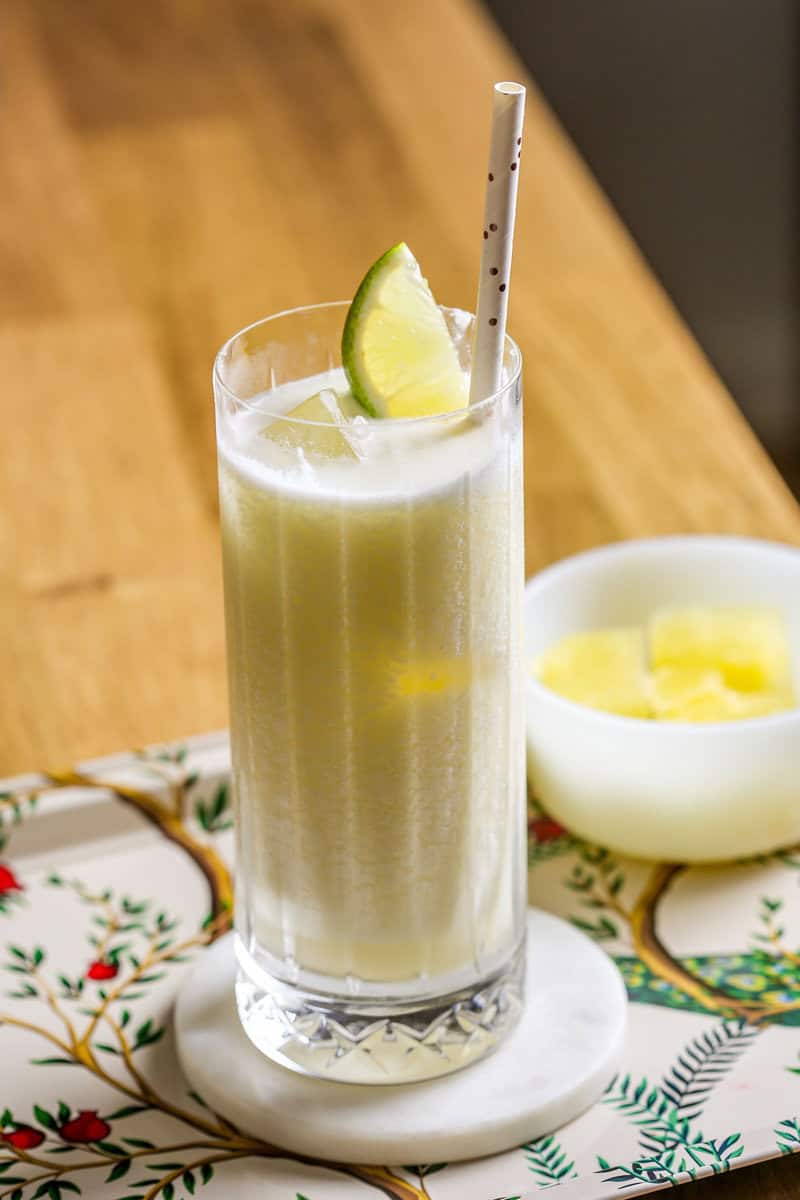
left=214, top=302, right=527, bottom=1083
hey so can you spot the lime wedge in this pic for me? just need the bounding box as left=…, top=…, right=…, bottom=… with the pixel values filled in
left=342, top=243, right=468, bottom=418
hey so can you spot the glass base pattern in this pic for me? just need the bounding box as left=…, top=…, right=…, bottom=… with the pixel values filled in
left=235, top=940, right=526, bottom=1084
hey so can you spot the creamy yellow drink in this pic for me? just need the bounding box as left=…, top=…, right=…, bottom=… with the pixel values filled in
left=220, top=368, right=524, bottom=987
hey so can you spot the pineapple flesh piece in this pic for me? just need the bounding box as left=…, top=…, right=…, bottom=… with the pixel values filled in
left=533, top=606, right=794, bottom=722
left=649, top=664, right=792, bottom=722
left=649, top=606, right=793, bottom=720
left=534, top=628, right=651, bottom=718
left=649, top=606, right=791, bottom=693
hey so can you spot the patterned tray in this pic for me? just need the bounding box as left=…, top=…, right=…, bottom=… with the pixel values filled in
left=0, top=732, right=798, bottom=1200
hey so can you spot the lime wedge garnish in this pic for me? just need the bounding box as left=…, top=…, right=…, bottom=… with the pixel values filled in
left=342, top=243, right=468, bottom=418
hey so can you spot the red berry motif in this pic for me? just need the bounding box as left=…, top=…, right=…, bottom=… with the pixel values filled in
left=0, top=863, right=21, bottom=894
left=529, top=816, right=565, bottom=844
left=1, top=1125, right=45, bottom=1150
left=59, top=1110, right=111, bottom=1143
left=86, top=959, right=119, bottom=981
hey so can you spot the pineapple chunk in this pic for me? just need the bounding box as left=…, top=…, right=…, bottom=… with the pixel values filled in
left=649, top=665, right=724, bottom=715
left=261, top=389, right=363, bottom=459
left=389, top=654, right=472, bottom=699
left=534, top=628, right=651, bottom=717
left=536, top=608, right=795, bottom=722
left=649, top=606, right=791, bottom=694
left=650, top=665, right=791, bottom=722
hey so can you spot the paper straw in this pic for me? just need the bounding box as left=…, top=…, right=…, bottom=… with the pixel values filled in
left=469, top=81, right=526, bottom=405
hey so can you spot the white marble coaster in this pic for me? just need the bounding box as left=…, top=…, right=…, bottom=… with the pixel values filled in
left=174, top=909, right=627, bottom=1164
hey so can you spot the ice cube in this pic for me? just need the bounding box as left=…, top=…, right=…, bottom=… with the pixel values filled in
left=261, top=389, right=364, bottom=460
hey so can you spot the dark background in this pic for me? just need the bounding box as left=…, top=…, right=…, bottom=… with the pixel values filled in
left=487, top=0, right=800, bottom=493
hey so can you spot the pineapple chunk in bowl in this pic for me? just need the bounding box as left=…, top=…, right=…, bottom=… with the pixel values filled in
left=525, top=536, right=800, bottom=862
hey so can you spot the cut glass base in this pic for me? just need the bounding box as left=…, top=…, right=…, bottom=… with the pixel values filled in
left=235, top=937, right=526, bottom=1084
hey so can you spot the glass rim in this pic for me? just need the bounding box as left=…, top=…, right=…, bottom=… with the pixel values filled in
left=213, top=300, right=523, bottom=428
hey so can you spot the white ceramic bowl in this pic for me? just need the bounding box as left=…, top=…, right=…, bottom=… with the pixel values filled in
left=525, top=536, right=800, bottom=862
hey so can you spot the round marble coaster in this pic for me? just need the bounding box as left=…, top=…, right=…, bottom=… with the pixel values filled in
left=174, top=909, right=627, bottom=1164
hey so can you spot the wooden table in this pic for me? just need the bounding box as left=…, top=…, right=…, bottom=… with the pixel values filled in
left=2, top=1, right=798, bottom=1194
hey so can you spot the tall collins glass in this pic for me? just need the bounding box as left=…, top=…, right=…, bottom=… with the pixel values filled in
left=213, top=301, right=526, bottom=1083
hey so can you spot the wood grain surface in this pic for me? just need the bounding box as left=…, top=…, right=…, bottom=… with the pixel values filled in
left=1, top=3, right=799, bottom=1192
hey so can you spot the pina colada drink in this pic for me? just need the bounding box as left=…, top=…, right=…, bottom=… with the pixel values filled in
left=215, top=248, right=526, bottom=1082
left=221, top=369, right=523, bottom=982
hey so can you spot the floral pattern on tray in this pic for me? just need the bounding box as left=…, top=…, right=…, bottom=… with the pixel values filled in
left=0, top=732, right=798, bottom=1199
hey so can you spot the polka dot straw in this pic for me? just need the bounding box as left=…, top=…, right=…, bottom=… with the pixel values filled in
left=469, top=82, right=526, bottom=405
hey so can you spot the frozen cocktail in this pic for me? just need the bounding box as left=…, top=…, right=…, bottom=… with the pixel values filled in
left=214, top=246, right=526, bottom=1082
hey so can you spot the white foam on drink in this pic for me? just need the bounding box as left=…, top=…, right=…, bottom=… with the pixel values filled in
left=218, top=369, right=512, bottom=503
